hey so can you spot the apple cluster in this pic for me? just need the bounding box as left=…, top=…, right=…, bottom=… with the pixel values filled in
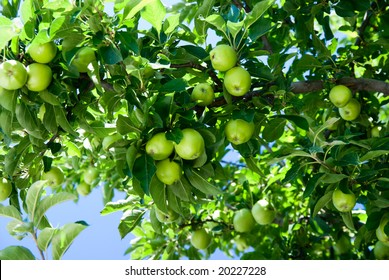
left=233, top=199, right=276, bottom=233
left=328, top=85, right=361, bottom=121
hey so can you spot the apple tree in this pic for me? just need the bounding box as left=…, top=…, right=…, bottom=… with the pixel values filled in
left=1, top=0, right=389, bottom=260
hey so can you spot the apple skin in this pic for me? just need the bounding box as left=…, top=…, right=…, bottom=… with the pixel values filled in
left=71, top=47, right=96, bottom=73
left=376, top=216, right=389, bottom=246
left=233, top=208, right=256, bottom=233
left=209, top=44, right=237, bottom=72
left=0, top=60, right=28, bottom=90
left=145, top=132, right=174, bottom=160
left=28, top=42, right=57, bottom=64
left=251, top=199, right=276, bottom=225
left=84, top=167, right=99, bottom=185
left=155, top=207, right=179, bottom=223
left=224, top=66, right=251, bottom=97
left=42, top=166, right=65, bottom=188
left=225, top=119, right=255, bottom=145
left=338, top=98, right=361, bottom=121
left=374, top=241, right=389, bottom=260
left=332, top=188, right=356, bottom=212
left=191, top=228, right=212, bottom=250
left=191, top=83, right=215, bottom=106
left=155, top=159, right=182, bottom=185
left=77, top=182, right=91, bottom=196
left=329, top=85, right=352, bottom=108
left=26, top=63, right=52, bottom=92
left=175, top=128, right=205, bottom=160
left=0, top=178, right=12, bottom=202
left=371, top=126, right=381, bottom=138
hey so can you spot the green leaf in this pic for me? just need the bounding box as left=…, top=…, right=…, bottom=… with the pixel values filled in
left=167, top=187, right=181, bottom=214
left=262, top=118, right=286, bottom=142
left=0, top=205, right=22, bottom=221
left=54, top=106, right=78, bottom=136
left=101, top=197, right=140, bottom=216
left=244, top=0, right=275, bottom=29
left=126, top=144, right=138, bottom=176
left=15, top=103, right=42, bottom=139
left=51, top=222, right=88, bottom=260
left=0, top=88, right=17, bottom=111
left=116, top=114, right=142, bottom=135
left=334, top=153, right=359, bottom=166
left=4, top=137, right=30, bottom=176
left=160, top=78, right=187, bottom=92
left=100, top=44, right=123, bottom=65
left=0, top=246, right=36, bottom=260
left=169, top=176, right=192, bottom=202
left=26, top=180, right=47, bottom=222
left=205, top=14, right=227, bottom=38
left=132, top=154, right=156, bottom=195
left=245, top=157, right=265, bottom=177
left=321, top=173, right=348, bottom=184
left=366, top=211, right=384, bottom=230
left=227, top=20, right=244, bottom=41
left=163, top=14, right=180, bottom=34
left=313, top=191, right=333, bottom=217
left=273, top=115, right=309, bottom=131
left=194, top=0, right=216, bottom=37
left=185, top=167, right=221, bottom=196
left=149, top=176, right=168, bottom=213
left=360, top=150, right=389, bottom=162
left=121, top=0, right=156, bottom=24
left=141, top=0, right=166, bottom=34
left=340, top=212, right=355, bottom=231
left=33, top=192, right=76, bottom=227
left=39, top=90, right=61, bottom=106
left=149, top=207, right=162, bottom=234
left=304, top=173, right=324, bottom=198
left=37, top=227, right=57, bottom=251
left=0, top=16, right=18, bottom=51
left=118, top=209, right=145, bottom=239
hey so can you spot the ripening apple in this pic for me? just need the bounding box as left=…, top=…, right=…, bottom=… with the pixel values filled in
left=84, top=167, right=99, bottom=185
left=155, top=159, right=182, bottom=185
left=225, top=118, right=255, bottom=145
left=145, top=132, right=174, bottom=160
left=0, top=178, right=12, bottom=202
left=26, top=63, right=52, bottom=92
left=374, top=241, right=389, bottom=260
left=251, top=199, right=276, bottom=225
left=77, top=182, right=91, bottom=196
left=28, top=42, right=57, bottom=64
left=371, top=126, right=381, bottom=138
left=224, top=66, right=251, bottom=96
left=0, top=60, right=28, bottom=90
left=209, top=44, right=237, bottom=72
left=191, top=228, right=212, bottom=250
left=71, top=47, right=96, bottom=73
left=191, top=83, right=215, bottom=106
left=42, top=166, right=65, bottom=187
left=233, top=208, right=255, bottom=233
left=329, top=85, right=352, bottom=108
left=338, top=98, right=361, bottom=121
left=174, top=128, right=205, bottom=160
left=376, top=215, right=389, bottom=246
left=155, top=207, right=179, bottom=223
left=332, top=188, right=356, bottom=212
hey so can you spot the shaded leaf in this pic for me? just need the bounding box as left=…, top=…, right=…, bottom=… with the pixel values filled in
left=52, top=222, right=88, bottom=260
left=262, top=118, right=286, bottom=142
left=185, top=167, right=221, bottom=196
left=118, top=209, right=145, bottom=239
left=0, top=246, right=36, bottom=260
left=133, top=154, right=156, bottom=195
left=37, top=227, right=57, bottom=251
left=313, top=191, right=333, bottom=217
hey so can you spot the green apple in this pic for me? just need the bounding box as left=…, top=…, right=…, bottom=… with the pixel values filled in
left=77, top=182, right=91, bottom=196
left=209, top=44, right=237, bottom=72
left=376, top=215, right=389, bottom=246
left=333, top=234, right=352, bottom=255
left=332, top=188, right=356, bottom=212
left=42, top=166, right=65, bottom=187
left=26, top=63, right=52, bottom=92
left=145, top=132, right=174, bottom=160
left=28, top=42, right=57, bottom=64
left=71, top=47, right=96, bottom=73
left=155, top=159, right=182, bottom=185
left=371, top=126, right=381, bottom=138
left=329, top=85, right=352, bottom=108
left=191, top=228, right=212, bottom=250
left=225, top=118, right=255, bottom=145
left=233, top=208, right=255, bottom=233
left=0, top=60, right=28, bottom=90
left=191, top=83, right=215, bottom=106
left=175, top=128, right=205, bottom=160
left=155, top=207, right=179, bottom=223
left=338, top=98, right=361, bottom=121
left=374, top=241, right=389, bottom=260
left=84, top=167, right=99, bottom=185
left=224, top=66, right=251, bottom=96
left=102, top=134, right=122, bottom=150
left=0, top=178, right=12, bottom=202
left=251, top=199, right=276, bottom=225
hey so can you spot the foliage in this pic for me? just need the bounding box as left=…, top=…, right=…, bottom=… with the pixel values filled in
left=1, top=0, right=389, bottom=260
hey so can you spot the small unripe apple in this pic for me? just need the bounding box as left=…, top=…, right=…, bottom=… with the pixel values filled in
left=251, top=199, right=276, bottom=225
left=225, top=119, right=255, bottom=145
left=28, top=42, right=57, bottom=64
left=209, top=44, right=237, bottom=72
left=191, top=83, right=215, bottom=106
left=371, top=126, right=381, bottom=138
left=84, top=167, right=99, bottom=185
left=155, top=207, right=179, bottom=223
left=145, top=132, right=174, bottom=160
left=224, top=66, right=251, bottom=97
left=155, top=159, right=182, bottom=185
left=376, top=215, right=389, bottom=246
left=71, top=47, right=96, bottom=73
left=332, top=188, right=356, bottom=212
left=42, top=166, right=65, bottom=188
left=0, top=178, right=12, bottom=202
left=191, top=228, right=212, bottom=250
left=233, top=208, right=255, bottom=233
left=338, top=98, right=361, bottom=121
left=329, top=85, right=352, bottom=108
left=0, top=60, right=28, bottom=90
left=77, top=182, right=91, bottom=196
left=374, top=241, right=389, bottom=260
left=174, top=128, right=205, bottom=160
left=26, top=63, right=52, bottom=92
